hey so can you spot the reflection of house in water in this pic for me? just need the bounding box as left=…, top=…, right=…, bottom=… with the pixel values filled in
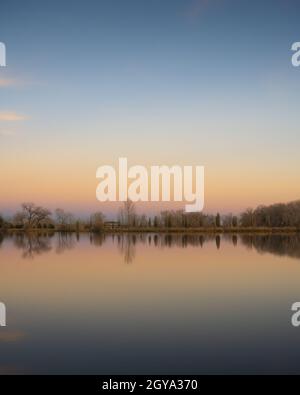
left=104, top=221, right=121, bottom=230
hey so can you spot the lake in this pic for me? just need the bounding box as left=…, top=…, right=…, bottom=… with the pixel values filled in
left=0, top=232, right=300, bottom=374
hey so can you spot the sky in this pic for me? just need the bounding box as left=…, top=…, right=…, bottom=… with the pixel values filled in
left=0, top=0, right=300, bottom=218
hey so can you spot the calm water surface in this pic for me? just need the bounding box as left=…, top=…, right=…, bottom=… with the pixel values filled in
left=0, top=232, right=300, bottom=374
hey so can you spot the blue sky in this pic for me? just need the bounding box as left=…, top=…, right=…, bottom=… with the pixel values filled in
left=0, top=0, right=300, bottom=215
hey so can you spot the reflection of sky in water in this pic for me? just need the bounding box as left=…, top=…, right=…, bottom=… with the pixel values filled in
left=0, top=233, right=300, bottom=374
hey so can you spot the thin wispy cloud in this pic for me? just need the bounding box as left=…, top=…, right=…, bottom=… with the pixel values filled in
left=0, top=111, right=27, bottom=121
left=0, top=130, right=15, bottom=136
left=0, top=78, right=18, bottom=87
left=0, top=77, right=33, bottom=88
left=184, top=0, right=220, bottom=20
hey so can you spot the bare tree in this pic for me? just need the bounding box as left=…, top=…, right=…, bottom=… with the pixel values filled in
left=90, top=212, right=105, bottom=232
left=55, top=208, right=74, bottom=231
left=240, top=208, right=255, bottom=227
left=222, top=213, right=233, bottom=227
left=139, top=214, right=148, bottom=228
left=239, top=200, right=300, bottom=228
left=15, top=202, right=51, bottom=229
left=118, top=200, right=136, bottom=227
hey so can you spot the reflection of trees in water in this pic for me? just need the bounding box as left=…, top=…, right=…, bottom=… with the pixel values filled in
left=151, top=233, right=216, bottom=249
left=90, top=232, right=139, bottom=265
left=89, top=233, right=106, bottom=247
left=223, top=234, right=238, bottom=247
left=113, top=233, right=300, bottom=262
left=12, top=232, right=53, bottom=259
left=216, top=235, right=221, bottom=249
left=113, top=233, right=221, bottom=263
left=5, top=231, right=300, bottom=262
left=240, top=234, right=300, bottom=259
left=56, top=232, right=76, bottom=254
left=0, top=233, right=3, bottom=248
left=232, top=235, right=238, bottom=246
left=116, top=234, right=136, bottom=264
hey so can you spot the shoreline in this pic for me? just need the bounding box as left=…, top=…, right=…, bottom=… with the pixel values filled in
left=1, top=227, right=300, bottom=235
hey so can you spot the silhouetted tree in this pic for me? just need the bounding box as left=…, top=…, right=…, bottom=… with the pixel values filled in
left=232, top=216, right=238, bottom=227
left=14, top=202, right=51, bottom=229
left=118, top=200, right=136, bottom=226
left=55, top=208, right=74, bottom=231
left=90, top=212, right=105, bottom=232
left=240, top=200, right=300, bottom=228
left=216, top=213, right=221, bottom=227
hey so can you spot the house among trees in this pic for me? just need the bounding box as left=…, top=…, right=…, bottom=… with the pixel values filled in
left=104, top=221, right=121, bottom=230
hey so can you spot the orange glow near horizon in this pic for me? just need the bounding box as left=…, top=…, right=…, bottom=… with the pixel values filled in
left=0, top=151, right=299, bottom=216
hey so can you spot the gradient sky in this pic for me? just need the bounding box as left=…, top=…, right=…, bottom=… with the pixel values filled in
left=1, top=0, right=300, bottom=217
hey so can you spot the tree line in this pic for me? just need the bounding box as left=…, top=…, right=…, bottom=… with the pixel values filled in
left=0, top=200, right=300, bottom=232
